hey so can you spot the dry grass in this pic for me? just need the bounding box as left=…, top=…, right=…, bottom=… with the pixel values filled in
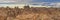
left=0, top=7, right=60, bottom=20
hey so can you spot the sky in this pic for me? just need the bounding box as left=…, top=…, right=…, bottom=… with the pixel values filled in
left=0, top=0, right=60, bottom=8
left=0, top=0, right=60, bottom=3
left=33, top=0, right=60, bottom=2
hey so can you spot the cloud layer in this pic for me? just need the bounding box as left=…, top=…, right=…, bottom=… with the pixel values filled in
left=0, top=0, right=32, bottom=4
left=0, top=0, right=60, bottom=8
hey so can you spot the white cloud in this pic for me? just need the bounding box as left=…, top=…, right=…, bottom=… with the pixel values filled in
left=0, top=0, right=32, bottom=4
left=41, top=2, right=60, bottom=8
left=0, top=0, right=17, bottom=3
left=30, top=2, right=60, bottom=8
left=0, top=0, right=60, bottom=8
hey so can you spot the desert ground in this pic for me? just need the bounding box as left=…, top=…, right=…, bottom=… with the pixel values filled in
left=0, top=6, right=60, bottom=20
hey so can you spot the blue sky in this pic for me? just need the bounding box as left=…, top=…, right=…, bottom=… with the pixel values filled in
left=0, top=0, right=60, bottom=8
left=0, top=0, right=60, bottom=4
left=0, top=0, right=60, bottom=5
left=32, top=0, right=60, bottom=2
left=29, top=0, right=60, bottom=6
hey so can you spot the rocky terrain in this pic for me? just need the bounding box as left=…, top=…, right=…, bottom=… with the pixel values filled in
left=0, top=6, right=60, bottom=20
